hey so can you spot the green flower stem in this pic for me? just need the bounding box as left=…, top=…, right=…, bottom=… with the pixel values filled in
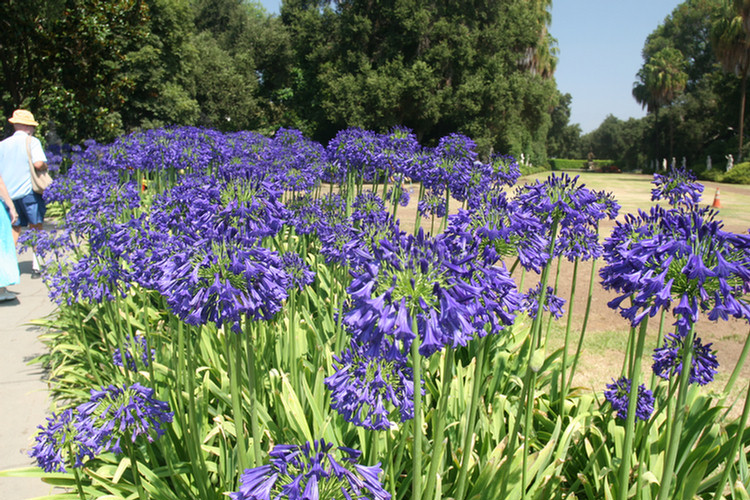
left=621, top=324, right=636, bottom=378
left=615, top=317, right=649, bottom=500
left=414, top=183, right=425, bottom=236
left=387, top=432, right=397, bottom=498
left=425, top=348, right=455, bottom=500
left=140, top=289, right=157, bottom=391
left=125, top=440, right=148, bottom=500
left=381, top=169, right=390, bottom=200
left=77, top=306, right=102, bottom=386
left=567, top=257, right=597, bottom=390
left=288, top=289, right=299, bottom=391
left=245, top=319, right=263, bottom=466
left=175, top=321, right=210, bottom=500
left=656, top=323, right=696, bottom=500
left=185, top=326, right=210, bottom=494
left=712, top=377, right=750, bottom=500
left=227, top=330, right=249, bottom=472
left=503, top=217, right=559, bottom=498
left=69, top=443, right=88, bottom=500
left=455, top=337, right=488, bottom=500
left=719, top=328, right=750, bottom=408
left=440, top=187, right=450, bottom=233
left=410, top=313, right=424, bottom=500
left=543, top=256, right=563, bottom=344
left=113, top=294, right=133, bottom=383
left=559, top=256, right=579, bottom=414
left=649, top=309, right=668, bottom=392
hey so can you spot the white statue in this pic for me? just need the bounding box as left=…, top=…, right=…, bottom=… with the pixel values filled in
left=662, top=158, right=668, bottom=171
left=726, top=154, right=734, bottom=172
left=706, top=155, right=712, bottom=171
left=681, top=157, right=686, bottom=168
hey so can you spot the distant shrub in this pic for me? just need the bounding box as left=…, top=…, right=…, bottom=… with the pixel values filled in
left=550, top=159, right=617, bottom=171
left=519, top=164, right=549, bottom=176
left=722, top=162, right=750, bottom=184
left=697, top=162, right=750, bottom=184
left=550, top=159, right=586, bottom=170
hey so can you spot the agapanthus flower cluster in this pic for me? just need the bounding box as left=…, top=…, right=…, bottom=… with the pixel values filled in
left=344, top=229, right=521, bottom=360
left=157, top=239, right=290, bottom=332
left=600, top=206, right=750, bottom=332
left=266, top=128, right=326, bottom=192
left=230, top=439, right=390, bottom=500
left=29, top=409, right=101, bottom=473
left=513, top=174, right=619, bottom=264
left=76, top=383, right=173, bottom=455
left=30, top=384, right=172, bottom=472
left=326, top=338, right=415, bottom=430
left=281, top=251, right=316, bottom=291
left=523, top=283, right=566, bottom=319
left=604, top=376, right=655, bottom=422
left=113, top=334, right=155, bottom=370
left=652, top=333, right=719, bottom=385
left=446, top=191, right=548, bottom=270
left=651, top=166, right=703, bottom=208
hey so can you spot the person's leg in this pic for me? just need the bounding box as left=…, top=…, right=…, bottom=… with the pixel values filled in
left=12, top=225, right=20, bottom=246
left=28, top=222, right=43, bottom=273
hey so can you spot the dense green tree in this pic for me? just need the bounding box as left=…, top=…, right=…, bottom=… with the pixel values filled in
left=712, top=0, right=750, bottom=159
left=633, top=47, right=688, bottom=159
left=289, top=0, right=558, bottom=159
left=546, top=92, right=581, bottom=158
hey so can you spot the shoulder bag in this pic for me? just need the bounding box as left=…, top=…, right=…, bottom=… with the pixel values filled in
left=25, top=136, right=52, bottom=194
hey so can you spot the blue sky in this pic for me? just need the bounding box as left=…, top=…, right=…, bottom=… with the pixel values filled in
left=257, top=0, right=682, bottom=134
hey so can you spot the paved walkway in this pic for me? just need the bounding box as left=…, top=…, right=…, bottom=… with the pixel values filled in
left=0, top=249, right=58, bottom=499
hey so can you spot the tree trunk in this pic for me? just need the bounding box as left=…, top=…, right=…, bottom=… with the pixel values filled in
left=739, top=69, right=747, bottom=162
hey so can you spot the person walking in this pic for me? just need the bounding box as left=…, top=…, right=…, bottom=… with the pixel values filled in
left=0, top=109, right=48, bottom=278
left=0, top=174, right=19, bottom=301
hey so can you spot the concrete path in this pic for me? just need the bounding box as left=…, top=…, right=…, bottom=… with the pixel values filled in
left=0, top=249, right=58, bottom=499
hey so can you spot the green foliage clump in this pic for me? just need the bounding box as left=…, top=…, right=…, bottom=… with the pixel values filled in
left=549, top=158, right=617, bottom=171
left=699, top=161, right=750, bottom=184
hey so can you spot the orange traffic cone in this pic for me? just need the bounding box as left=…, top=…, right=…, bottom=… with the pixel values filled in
left=712, top=188, right=721, bottom=209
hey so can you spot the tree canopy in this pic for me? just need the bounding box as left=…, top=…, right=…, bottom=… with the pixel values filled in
left=1, top=0, right=561, bottom=161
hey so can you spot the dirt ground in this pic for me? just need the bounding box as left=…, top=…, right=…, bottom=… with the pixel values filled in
left=388, top=172, right=750, bottom=405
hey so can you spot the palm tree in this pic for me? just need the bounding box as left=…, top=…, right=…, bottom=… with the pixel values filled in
left=712, top=0, right=750, bottom=160
left=633, top=47, right=688, bottom=160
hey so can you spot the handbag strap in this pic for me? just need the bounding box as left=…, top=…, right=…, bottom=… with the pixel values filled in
left=25, top=135, right=35, bottom=173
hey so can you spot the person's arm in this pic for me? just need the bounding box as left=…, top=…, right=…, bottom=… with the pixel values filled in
left=0, top=176, right=17, bottom=224
left=29, top=136, right=48, bottom=171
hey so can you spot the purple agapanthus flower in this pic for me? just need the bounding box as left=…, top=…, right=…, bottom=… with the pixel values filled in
left=281, top=252, right=315, bottom=290
left=651, top=166, right=704, bottom=208
left=230, top=439, right=390, bottom=500
left=29, top=409, right=102, bottom=473
left=512, top=173, right=619, bottom=264
left=326, top=338, right=415, bottom=430
left=600, top=206, right=750, bottom=332
left=604, top=376, right=655, bottom=422
left=157, top=239, right=290, bottom=332
left=652, top=333, right=719, bottom=385
left=523, top=283, right=566, bottom=319
left=77, top=383, right=173, bottom=455
left=113, top=334, right=155, bottom=370
left=344, top=228, right=521, bottom=359
left=446, top=191, right=548, bottom=271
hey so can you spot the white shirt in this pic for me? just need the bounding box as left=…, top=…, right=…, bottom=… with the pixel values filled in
left=0, top=131, right=47, bottom=199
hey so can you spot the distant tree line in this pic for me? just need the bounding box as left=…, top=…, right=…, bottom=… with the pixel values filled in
left=1, top=0, right=566, bottom=163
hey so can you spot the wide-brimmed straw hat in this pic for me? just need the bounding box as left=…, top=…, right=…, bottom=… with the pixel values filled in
left=8, top=109, right=39, bottom=127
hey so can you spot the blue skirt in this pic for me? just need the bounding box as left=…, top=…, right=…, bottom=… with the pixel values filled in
left=0, top=204, right=19, bottom=287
